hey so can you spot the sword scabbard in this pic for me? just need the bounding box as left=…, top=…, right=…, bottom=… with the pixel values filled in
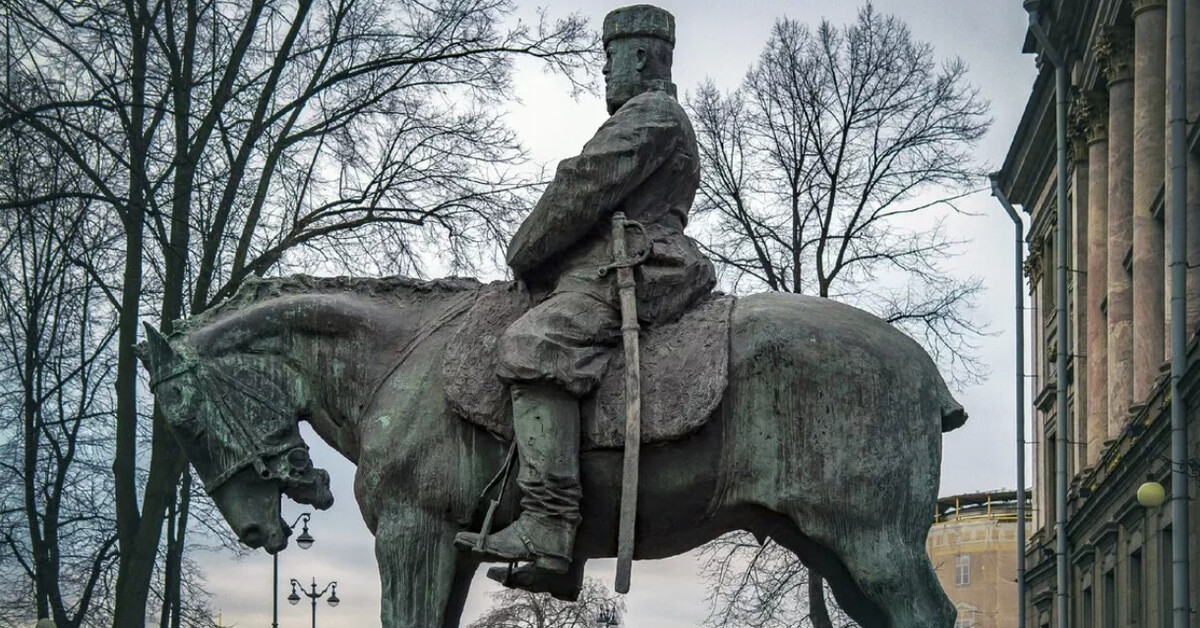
left=609, top=212, right=642, bottom=594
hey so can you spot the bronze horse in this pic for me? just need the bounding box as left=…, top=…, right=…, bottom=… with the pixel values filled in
left=138, top=274, right=968, bottom=628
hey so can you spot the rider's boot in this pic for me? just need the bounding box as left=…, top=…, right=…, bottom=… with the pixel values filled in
left=455, top=383, right=581, bottom=573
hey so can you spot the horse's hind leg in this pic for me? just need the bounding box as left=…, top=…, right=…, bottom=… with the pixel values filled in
left=772, top=522, right=953, bottom=628
left=375, top=505, right=477, bottom=628
left=844, top=531, right=955, bottom=628
left=829, top=530, right=954, bottom=628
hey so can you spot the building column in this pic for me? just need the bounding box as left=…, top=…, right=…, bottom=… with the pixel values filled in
left=1187, top=0, right=1200, bottom=337
left=1131, top=0, right=1166, bottom=400
left=1068, top=106, right=1090, bottom=473
left=1081, top=92, right=1109, bottom=467
left=1097, top=27, right=1135, bottom=439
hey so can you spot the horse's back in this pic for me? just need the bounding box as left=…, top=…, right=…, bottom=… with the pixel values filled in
left=730, top=292, right=964, bottom=431
left=719, top=292, right=958, bottom=531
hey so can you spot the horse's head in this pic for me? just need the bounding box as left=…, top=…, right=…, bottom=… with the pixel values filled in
left=137, top=324, right=334, bottom=554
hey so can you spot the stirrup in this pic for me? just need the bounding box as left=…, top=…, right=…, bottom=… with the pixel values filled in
left=454, top=516, right=573, bottom=573
left=486, top=562, right=582, bottom=602
left=468, top=443, right=518, bottom=549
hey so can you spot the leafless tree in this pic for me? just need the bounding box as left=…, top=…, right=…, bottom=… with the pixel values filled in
left=686, top=4, right=991, bottom=384
left=688, top=5, right=990, bottom=625
left=468, top=577, right=623, bottom=628
left=1, top=0, right=598, bottom=626
left=700, top=534, right=858, bottom=628
left=0, top=74, right=121, bottom=628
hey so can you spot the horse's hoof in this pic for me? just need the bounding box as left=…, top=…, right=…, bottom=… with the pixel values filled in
left=485, top=563, right=581, bottom=602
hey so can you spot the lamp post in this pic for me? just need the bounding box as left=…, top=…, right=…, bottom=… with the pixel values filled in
left=273, top=513, right=315, bottom=628
left=288, top=578, right=339, bottom=628
left=595, top=603, right=620, bottom=627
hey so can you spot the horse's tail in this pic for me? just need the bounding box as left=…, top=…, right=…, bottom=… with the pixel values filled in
left=935, top=376, right=968, bottom=432
left=941, top=398, right=968, bottom=432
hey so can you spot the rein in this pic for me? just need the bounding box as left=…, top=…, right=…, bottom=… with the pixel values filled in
left=150, top=285, right=479, bottom=496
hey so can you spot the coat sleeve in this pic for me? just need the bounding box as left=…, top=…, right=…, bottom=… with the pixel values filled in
left=505, top=94, right=682, bottom=276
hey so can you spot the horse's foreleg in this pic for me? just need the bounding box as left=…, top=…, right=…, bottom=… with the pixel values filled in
left=375, top=505, right=474, bottom=628
left=443, top=556, right=478, bottom=628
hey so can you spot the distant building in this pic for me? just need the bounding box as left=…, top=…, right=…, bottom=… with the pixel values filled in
left=928, top=490, right=1026, bottom=628
left=994, top=1, right=1200, bottom=627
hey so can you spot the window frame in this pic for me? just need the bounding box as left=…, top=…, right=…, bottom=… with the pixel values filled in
left=954, top=553, right=971, bottom=587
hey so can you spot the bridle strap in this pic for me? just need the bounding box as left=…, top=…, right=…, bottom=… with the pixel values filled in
left=201, top=443, right=301, bottom=495
left=192, top=360, right=304, bottom=495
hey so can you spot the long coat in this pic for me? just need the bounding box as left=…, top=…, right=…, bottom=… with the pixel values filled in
left=505, top=86, right=715, bottom=324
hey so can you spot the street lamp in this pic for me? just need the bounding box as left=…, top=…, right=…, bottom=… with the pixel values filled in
left=595, top=603, right=620, bottom=627
left=273, top=513, right=314, bottom=628
left=289, top=578, right=339, bottom=628
left=1136, top=458, right=1200, bottom=509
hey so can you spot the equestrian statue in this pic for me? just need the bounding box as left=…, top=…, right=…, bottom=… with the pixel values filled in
left=137, top=5, right=969, bottom=627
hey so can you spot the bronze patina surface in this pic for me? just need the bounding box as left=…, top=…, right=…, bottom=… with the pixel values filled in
left=140, top=274, right=966, bottom=628
left=138, top=5, right=968, bottom=627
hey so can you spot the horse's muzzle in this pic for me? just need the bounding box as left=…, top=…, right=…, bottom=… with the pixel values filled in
left=238, top=519, right=288, bottom=554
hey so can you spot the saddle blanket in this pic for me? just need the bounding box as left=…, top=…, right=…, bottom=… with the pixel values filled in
left=442, top=281, right=734, bottom=450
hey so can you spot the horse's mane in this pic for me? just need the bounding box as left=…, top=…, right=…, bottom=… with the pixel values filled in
left=177, top=274, right=483, bottom=334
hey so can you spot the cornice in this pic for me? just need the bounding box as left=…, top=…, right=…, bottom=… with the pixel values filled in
left=1090, top=520, right=1119, bottom=548
left=1072, top=541, right=1096, bottom=567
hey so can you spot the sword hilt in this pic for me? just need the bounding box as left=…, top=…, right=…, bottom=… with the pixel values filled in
left=597, top=213, right=650, bottom=277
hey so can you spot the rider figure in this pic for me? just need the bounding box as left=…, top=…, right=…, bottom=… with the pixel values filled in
left=454, top=3, right=714, bottom=580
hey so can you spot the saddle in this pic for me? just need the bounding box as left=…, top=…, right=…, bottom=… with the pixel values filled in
left=442, top=281, right=734, bottom=450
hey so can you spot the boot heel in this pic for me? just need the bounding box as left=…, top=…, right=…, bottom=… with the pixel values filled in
left=534, top=555, right=570, bottom=573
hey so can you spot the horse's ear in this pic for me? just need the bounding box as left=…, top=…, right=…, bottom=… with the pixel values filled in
left=139, top=322, right=173, bottom=375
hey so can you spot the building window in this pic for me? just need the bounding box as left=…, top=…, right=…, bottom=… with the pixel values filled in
left=1102, top=568, right=1116, bottom=628
left=1129, top=548, right=1143, bottom=626
left=1082, top=586, right=1094, bottom=628
left=954, top=604, right=978, bottom=627
left=955, top=553, right=971, bottom=587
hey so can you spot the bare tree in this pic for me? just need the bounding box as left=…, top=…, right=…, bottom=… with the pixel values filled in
left=0, top=0, right=598, bottom=626
left=0, top=74, right=121, bottom=628
left=688, top=5, right=989, bottom=625
left=468, top=577, right=623, bottom=628
left=700, top=534, right=857, bottom=628
left=686, top=4, right=991, bottom=383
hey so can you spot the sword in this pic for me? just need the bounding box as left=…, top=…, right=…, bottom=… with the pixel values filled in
left=597, top=211, right=648, bottom=594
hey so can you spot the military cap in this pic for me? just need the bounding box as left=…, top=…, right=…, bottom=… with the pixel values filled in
left=603, top=5, right=675, bottom=46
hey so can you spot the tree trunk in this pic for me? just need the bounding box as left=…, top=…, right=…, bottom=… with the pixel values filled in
left=165, top=473, right=191, bottom=628
left=111, top=22, right=150, bottom=628
left=808, top=574, right=833, bottom=628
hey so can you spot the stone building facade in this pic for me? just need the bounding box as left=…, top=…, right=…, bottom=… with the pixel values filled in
left=928, top=491, right=1026, bottom=628
left=995, top=1, right=1200, bottom=627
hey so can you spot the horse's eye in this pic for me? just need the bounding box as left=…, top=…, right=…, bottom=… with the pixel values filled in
left=287, top=448, right=310, bottom=471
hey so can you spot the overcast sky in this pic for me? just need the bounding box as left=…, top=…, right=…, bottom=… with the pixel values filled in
left=196, top=2, right=1038, bottom=627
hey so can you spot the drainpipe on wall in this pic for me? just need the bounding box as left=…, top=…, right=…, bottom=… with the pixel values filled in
left=1024, top=3, right=1070, bottom=628
left=1165, top=1, right=1190, bottom=627
left=990, top=174, right=1027, bottom=628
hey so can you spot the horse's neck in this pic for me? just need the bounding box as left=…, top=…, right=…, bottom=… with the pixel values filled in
left=286, top=330, right=376, bottom=462
left=274, top=290, right=474, bottom=461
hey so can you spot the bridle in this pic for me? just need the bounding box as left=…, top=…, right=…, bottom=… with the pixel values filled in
left=150, top=355, right=311, bottom=496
